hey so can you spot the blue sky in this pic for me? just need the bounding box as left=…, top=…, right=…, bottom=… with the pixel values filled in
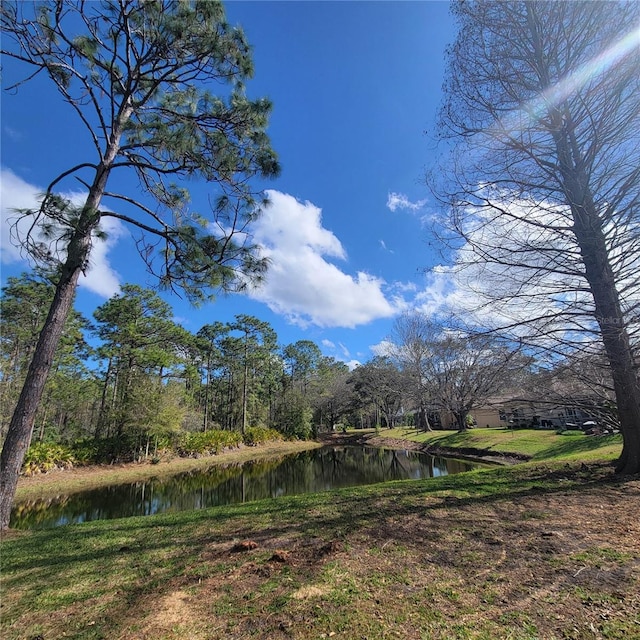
left=1, top=1, right=457, bottom=369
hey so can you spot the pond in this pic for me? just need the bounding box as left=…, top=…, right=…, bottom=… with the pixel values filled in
left=10, top=446, right=480, bottom=529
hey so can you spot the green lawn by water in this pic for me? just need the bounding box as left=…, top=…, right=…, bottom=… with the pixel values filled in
left=1, top=429, right=635, bottom=640
left=384, top=425, right=622, bottom=462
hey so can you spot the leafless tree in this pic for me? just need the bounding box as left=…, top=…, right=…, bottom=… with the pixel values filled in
left=389, top=313, right=433, bottom=431
left=390, top=313, right=528, bottom=431
left=432, top=1, right=640, bottom=472
left=519, top=353, right=620, bottom=432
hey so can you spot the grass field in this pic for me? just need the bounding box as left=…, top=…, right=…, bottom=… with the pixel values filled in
left=383, top=426, right=624, bottom=462
left=2, top=429, right=638, bottom=640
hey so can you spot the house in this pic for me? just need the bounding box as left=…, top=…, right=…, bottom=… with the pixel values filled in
left=401, top=397, right=603, bottom=431
left=473, top=401, right=599, bottom=429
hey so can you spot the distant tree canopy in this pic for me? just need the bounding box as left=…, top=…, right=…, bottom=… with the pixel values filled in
left=432, top=1, right=640, bottom=473
left=390, top=313, right=530, bottom=432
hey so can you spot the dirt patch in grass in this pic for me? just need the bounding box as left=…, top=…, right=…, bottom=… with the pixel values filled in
left=132, top=589, right=215, bottom=639
left=126, top=472, right=638, bottom=638
left=151, top=467, right=637, bottom=639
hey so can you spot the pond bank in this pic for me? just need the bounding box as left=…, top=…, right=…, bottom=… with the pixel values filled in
left=3, top=456, right=638, bottom=640
left=319, top=429, right=527, bottom=465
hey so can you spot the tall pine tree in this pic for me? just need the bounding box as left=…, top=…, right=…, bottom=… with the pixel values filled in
left=0, top=0, right=279, bottom=528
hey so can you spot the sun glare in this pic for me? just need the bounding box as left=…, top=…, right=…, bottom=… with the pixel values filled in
left=531, top=23, right=640, bottom=118
left=492, top=23, right=640, bottom=139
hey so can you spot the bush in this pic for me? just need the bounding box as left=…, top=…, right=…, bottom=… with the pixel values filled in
left=243, top=426, right=283, bottom=446
left=22, top=442, right=75, bottom=475
left=177, top=429, right=242, bottom=456
left=71, top=435, right=138, bottom=464
left=558, top=429, right=584, bottom=437
left=71, top=439, right=100, bottom=465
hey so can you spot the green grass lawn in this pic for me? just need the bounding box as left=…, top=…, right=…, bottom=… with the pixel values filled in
left=2, top=429, right=637, bottom=640
left=384, top=426, right=623, bottom=462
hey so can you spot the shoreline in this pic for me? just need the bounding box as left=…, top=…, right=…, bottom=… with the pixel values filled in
left=318, top=429, right=529, bottom=465
left=14, top=439, right=322, bottom=502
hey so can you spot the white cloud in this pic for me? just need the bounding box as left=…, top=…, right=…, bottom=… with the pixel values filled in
left=0, top=167, right=124, bottom=297
left=405, top=191, right=639, bottom=354
left=248, top=190, right=398, bottom=328
left=319, top=338, right=359, bottom=369
left=370, top=340, right=394, bottom=358
left=337, top=342, right=350, bottom=358
left=0, top=168, right=41, bottom=263
left=412, top=269, right=461, bottom=317
left=391, top=281, right=418, bottom=294
left=379, top=239, right=394, bottom=253
left=84, top=215, right=125, bottom=297
left=386, top=192, right=427, bottom=213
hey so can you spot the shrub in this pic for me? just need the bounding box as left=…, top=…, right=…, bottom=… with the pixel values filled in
left=72, top=435, right=138, bottom=464
left=177, top=429, right=242, bottom=456
left=71, top=439, right=100, bottom=465
left=243, top=426, right=283, bottom=446
left=22, top=442, right=75, bottom=475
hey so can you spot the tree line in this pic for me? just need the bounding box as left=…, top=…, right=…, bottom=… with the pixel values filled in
left=1, top=271, right=513, bottom=454
left=0, top=272, right=348, bottom=455
left=3, top=270, right=616, bottom=463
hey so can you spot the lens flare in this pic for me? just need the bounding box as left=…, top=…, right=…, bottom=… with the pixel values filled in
left=493, top=23, right=640, bottom=138
left=531, top=24, right=639, bottom=118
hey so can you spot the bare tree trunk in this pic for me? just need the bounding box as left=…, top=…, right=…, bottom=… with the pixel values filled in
left=0, top=246, right=86, bottom=528
left=578, top=223, right=640, bottom=473
left=38, top=405, right=48, bottom=443
left=417, top=402, right=432, bottom=432
left=0, top=158, right=114, bottom=528
left=454, top=411, right=467, bottom=432
left=95, top=357, right=113, bottom=439
left=553, top=119, right=640, bottom=474
left=241, top=339, right=248, bottom=436
left=203, top=354, right=211, bottom=432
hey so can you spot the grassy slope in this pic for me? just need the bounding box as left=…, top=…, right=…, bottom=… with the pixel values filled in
left=2, top=430, right=638, bottom=640
left=383, top=426, right=623, bottom=462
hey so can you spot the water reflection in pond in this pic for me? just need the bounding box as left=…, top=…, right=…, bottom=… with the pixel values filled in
left=11, top=446, right=479, bottom=529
